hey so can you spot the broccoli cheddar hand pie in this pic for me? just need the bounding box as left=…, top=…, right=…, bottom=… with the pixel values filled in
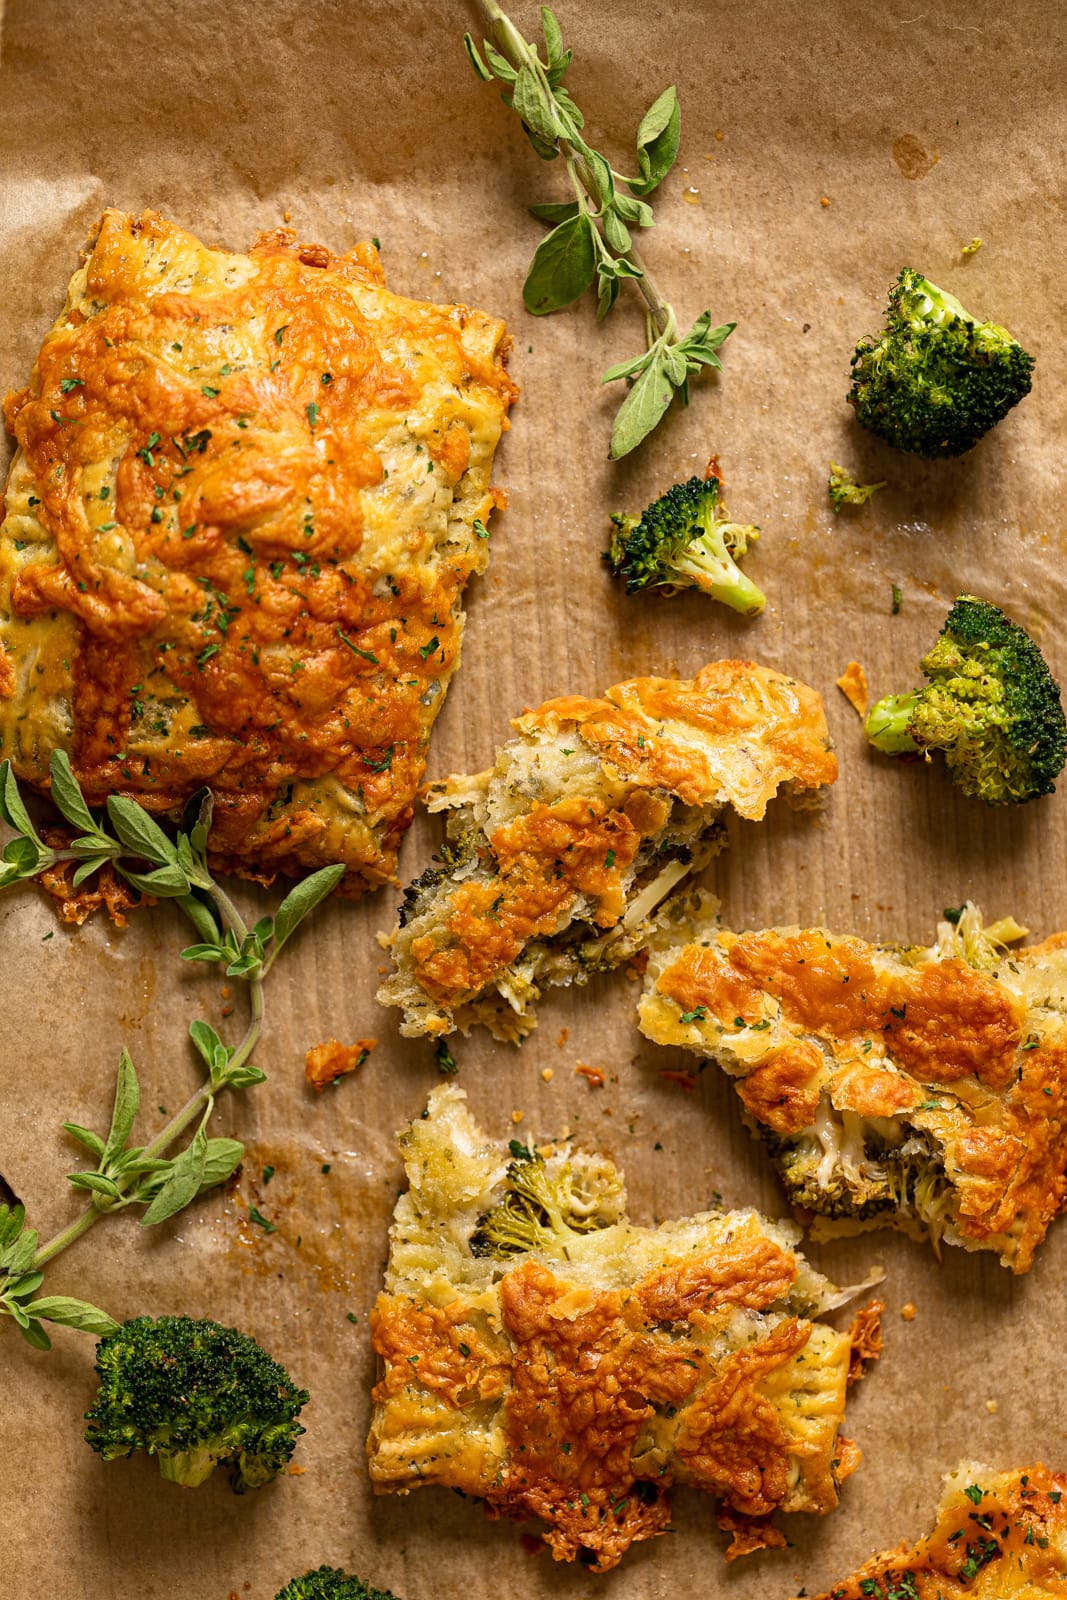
left=0, top=210, right=515, bottom=889
left=811, top=1464, right=1067, bottom=1600
left=639, top=902, right=1067, bottom=1271
left=367, top=1086, right=880, bottom=1571
left=378, top=660, right=837, bottom=1039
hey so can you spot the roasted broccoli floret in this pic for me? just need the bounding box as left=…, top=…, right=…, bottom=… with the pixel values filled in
left=865, top=595, right=1067, bottom=804
left=84, top=1315, right=309, bottom=1490
left=606, top=473, right=765, bottom=615
left=848, top=269, right=1034, bottom=457
left=828, top=461, right=886, bottom=513
left=469, top=1142, right=619, bottom=1259
left=275, top=1568, right=400, bottom=1600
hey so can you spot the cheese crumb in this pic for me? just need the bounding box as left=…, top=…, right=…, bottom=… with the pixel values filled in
left=511, top=1109, right=525, bottom=1124
left=900, top=1301, right=917, bottom=1322
left=541, top=1067, right=554, bottom=1082
left=836, top=661, right=869, bottom=717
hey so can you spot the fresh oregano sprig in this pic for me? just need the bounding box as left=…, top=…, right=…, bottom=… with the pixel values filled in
left=0, top=756, right=345, bottom=1349
left=464, top=2, right=735, bottom=457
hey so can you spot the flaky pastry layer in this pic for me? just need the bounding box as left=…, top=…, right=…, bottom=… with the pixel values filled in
left=378, top=659, right=837, bottom=1038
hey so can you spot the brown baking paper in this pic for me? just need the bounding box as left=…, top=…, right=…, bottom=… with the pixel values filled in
left=2, top=1, right=1066, bottom=1596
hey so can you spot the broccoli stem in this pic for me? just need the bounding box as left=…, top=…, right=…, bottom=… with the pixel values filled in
left=157, top=1445, right=220, bottom=1488
left=865, top=692, right=922, bottom=755
left=672, top=545, right=766, bottom=615
left=32, top=895, right=264, bottom=1272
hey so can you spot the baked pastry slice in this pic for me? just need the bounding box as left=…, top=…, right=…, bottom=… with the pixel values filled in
left=367, top=1085, right=879, bottom=1571
left=0, top=209, right=515, bottom=889
left=378, top=660, right=837, bottom=1038
left=638, top=901, right=1067, bottom=1271
left=811, top=1464, right=1067, bottom=1600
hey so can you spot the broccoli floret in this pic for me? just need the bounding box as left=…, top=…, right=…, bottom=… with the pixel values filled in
left=469, top=1143, right=616, bottom=1260
left=84, top=1315, right=309, bottom=1490
left=865, top=595, right=1067, bottom=804
left=848, top=269, right=1034, bottom=457
left=275, top=1568, right=400, bottom=1600
left=828, top=461, right=886, bottom=513
left=768, top=1136, right=897, bottom=1221
left=606, top=473, right=765, bottom=615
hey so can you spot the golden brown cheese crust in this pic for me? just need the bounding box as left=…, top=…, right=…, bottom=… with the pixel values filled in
left=641, top=924, right=1067, bottom=1270
left=384, top=660, right=837, bottom=1034
left=370, top=1247, right=855, bottom=1570
left=814, top=1466, right=1067, bottom=1600
left=0, top=209, right=515, bottom=888
left=367, top=1086, right=874, bottom=1569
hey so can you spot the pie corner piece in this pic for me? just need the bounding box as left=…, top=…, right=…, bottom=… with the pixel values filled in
left=0, top=208, right=516, bottom=893
left=638, top=903, right=1067, bottom=1272
left=366, top=1084, right=879, bottom=1571
left=810, top=1463, right=1067, bottom=1600
left=378, top=658, right=839, bottom=1041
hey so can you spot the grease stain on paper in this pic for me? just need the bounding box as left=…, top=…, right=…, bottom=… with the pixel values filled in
left=893, top=134, right=939, bottom=179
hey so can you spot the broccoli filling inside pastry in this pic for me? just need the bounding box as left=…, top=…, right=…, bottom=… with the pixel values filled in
left=639, top=899, right=1067, bottom=1272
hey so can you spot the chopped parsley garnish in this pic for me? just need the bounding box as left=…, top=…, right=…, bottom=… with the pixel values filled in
left=336, top=627, right=378, bottom=665
left=679, top=1007, right=707, bottom=1025
left=419, top=634, right=440, bottom=660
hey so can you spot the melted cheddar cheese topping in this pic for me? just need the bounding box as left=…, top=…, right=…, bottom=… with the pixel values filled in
left=640, top=915, right=1067, bottom=1270
left=0, top=209, right=515, bottom=888
left=366, top=1086, right=873, bottom=1571
left=813, top=1465, right=1067, bottom=1600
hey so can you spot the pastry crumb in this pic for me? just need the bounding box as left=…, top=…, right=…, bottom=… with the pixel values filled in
left=836, top=661, right=869, bottom=717
left=304, top=1037, right=376, bottom=1093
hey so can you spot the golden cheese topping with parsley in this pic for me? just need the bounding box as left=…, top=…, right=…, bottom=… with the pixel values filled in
left=813, top=1465, right=1067, bottom=1600
left=0, top=209, right=515, bottom=888
left=639, top=903, right=1067, bottom=1271
left=366, top=1085, right=877, bottom=1571
left=379, top=660, right=837, bottom=1039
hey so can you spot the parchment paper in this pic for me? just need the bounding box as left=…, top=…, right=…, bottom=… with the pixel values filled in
left=2, top=2, right=1066, bottom=1597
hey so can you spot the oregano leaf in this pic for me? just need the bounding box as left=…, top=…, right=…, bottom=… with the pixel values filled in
left=25, top=1295, right=120, bottom=1336
left=272, top=863, right=345, bottom=952
left=523, top=212, right=597, bottom=314
left=608, top=351, right=675, bottom=458
left=48, top=751, right=100, bottom=835
left=140, top=1127, right=207, bottom=1226
left=102, top=1049, right=139, bottom=1169
left=105, top=795, right=178, bottom=865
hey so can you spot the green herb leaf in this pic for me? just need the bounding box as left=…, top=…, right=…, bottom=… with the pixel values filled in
left=0, top=760, right=40, bottom=842
left=118, top=862, right=192, bottom=897
left=463, top=32, right=493, bottom=80
left=272, top=862, right=345, bottom=952
left=511, top=62, right=562, bottom=149
left=141, top=1125, right=207, bottom=1226
left=71, top=855, right=113, bottom=888
left=2, top=835, right=43, bottom=877
left=61, top=1122, right=106, bottom=1160
left=48, top=750, right=100, bottom=834
left=23, top=1295, right=120, bottom=1337
left=175, top=892, right=223, bottom=944
left=4, top=1270, right=44, bottom=1300
left=630, top=86, right=681, bottom=196
left=197, top=1137, right=245, bottom=1193
left=66, top=1172, right=124, bottom=1199
left=528, top=200, right=581, bottom=224
left=105, top=795, right=178, bottom=865
left=523, top=212, right=597, bottom=314
left=16, top=1318, right=52, bottom=1351
left=102, top=1049, right=140, bottom=1169
left=608, top=350, right=673, bottom=458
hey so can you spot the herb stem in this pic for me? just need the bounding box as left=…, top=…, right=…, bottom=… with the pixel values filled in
left=33, top=970, right=264, bottom=1272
